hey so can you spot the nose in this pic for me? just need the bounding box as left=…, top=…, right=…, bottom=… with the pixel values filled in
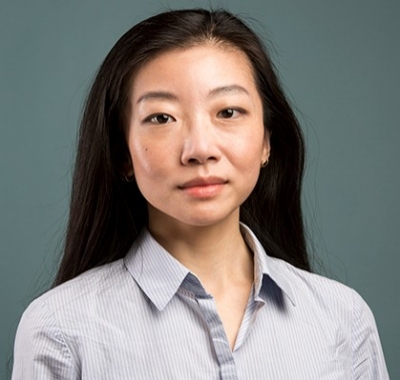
left=180, top=117, right=221, bottom=166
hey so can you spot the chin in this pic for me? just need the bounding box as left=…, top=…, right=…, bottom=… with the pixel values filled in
left=177, top=209, right=239, bottom=228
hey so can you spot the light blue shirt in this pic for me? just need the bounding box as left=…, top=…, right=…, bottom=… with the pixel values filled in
left=12, top=225, right=389, bottom=379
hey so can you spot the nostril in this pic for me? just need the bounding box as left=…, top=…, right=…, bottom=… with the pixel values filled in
left=208, top=155, right=218, bottom=162
left=185, top=155, right=217, bottom=165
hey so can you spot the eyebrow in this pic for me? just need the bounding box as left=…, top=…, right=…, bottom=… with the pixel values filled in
left=136, top=91, right=179, bottom=104
left=208, top=85, right=250, bottom=98
left=136, top=85, right=249, bottom=104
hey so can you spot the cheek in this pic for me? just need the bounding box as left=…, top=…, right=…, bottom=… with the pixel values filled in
left=128, top=135, right=152, bottom=171
left=128, top=139, right=169, bottom=186
left=229, top=129, right=265, bottom=164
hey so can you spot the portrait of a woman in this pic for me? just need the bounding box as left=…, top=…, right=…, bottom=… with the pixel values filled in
left=11, top=8, right=389, bottom=379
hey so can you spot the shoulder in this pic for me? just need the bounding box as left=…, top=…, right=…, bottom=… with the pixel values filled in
left=267, top=258, right=388, bottom=377
left=265, top=255, right=383, bottom=341
left=13, top=259, right=135, bottom=377
left=17, top=258, right=134, bottom=335
left=269, top=256, right=365, bottom=313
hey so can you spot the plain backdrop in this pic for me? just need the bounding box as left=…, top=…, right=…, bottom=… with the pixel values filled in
left=1, top=0, right=399, bottom=378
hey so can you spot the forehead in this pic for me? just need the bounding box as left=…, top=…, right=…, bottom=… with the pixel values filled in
left=130, top=43, right=258, bottom=99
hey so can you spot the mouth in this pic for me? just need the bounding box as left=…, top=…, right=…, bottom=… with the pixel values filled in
left=178, top=176, right=228, bottom=198
left=179, top=176, right=227, bottom=188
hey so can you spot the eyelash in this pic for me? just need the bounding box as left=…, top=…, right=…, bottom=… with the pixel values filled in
left=217, top=108, right=246, bottom=119
left=143, top=107, right=246, bottom=124
left=143, top=114, right=175, bottom=124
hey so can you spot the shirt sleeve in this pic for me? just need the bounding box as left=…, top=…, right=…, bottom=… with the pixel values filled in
left=12, top=299, right=79, bottom=380
left=351, top=290, right=389, bottom=379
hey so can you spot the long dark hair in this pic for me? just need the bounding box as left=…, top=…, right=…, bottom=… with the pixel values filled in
left=54, top=8, right=309, bottom=286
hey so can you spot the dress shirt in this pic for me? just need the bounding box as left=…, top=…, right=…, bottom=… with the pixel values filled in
left=12, top=225, right=389, bottom=379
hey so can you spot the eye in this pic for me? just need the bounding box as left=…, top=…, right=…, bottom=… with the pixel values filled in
left=144, top=113, right=175, bottom=124
left=217, top=108, right=245, bottom=119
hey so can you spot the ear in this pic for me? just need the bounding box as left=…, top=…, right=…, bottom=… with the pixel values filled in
left=122, top=156, right=135, bottom=178
left=261, top=130, right=271, bottom=163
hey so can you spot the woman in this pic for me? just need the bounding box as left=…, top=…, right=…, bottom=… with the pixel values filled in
left=12, top=9, right=388, bottom=379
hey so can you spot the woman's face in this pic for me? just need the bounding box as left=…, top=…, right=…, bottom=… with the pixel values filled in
left=127, top=43, right=269, bottom=230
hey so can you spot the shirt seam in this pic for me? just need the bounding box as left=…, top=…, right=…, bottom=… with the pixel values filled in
left=42, top=300, right=78, bottom=369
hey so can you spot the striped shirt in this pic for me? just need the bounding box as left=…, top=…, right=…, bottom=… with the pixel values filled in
left=12, top=225, right=389, bottom=379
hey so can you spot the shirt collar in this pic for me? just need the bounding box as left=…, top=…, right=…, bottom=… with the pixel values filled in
left=240, top=223, right=296, bottom=306
left=124, top=225, right=296, bottom=311
left=124, top=229, right=190, bottom=311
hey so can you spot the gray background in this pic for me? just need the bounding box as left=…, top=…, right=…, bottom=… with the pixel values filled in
left=1, top=0, right=399, bottom=378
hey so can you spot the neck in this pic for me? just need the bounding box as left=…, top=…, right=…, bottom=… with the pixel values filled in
left=148, top=210, right=254, bottom=292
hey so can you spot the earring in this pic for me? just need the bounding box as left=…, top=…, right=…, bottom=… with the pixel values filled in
left=123, top=175, right=134, bottom=182
left=261, top=158, right=269, bottom=168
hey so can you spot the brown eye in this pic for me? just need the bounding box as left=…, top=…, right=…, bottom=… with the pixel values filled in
left=217, top=108, right=244, bottom=119
left=146, top=114, right=175, bottom=124
left=218, top=109, right=235, bottom=118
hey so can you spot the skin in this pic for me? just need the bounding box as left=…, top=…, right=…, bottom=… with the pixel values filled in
left=127, top=43, right=270, bottom=349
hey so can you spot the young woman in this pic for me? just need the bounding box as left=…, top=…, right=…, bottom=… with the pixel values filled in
left=12, top=9, right=388, bottom=379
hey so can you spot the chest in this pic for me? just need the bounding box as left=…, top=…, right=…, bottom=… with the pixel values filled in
left=64, top=293, right=351, bottom=379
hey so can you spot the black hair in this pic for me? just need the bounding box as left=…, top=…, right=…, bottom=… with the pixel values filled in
left=54, top=8, right=309, bottom=286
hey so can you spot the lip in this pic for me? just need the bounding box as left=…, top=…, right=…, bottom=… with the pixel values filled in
left=179, top=176, right=227, bottom=189
left=178, top=176, right=227, bottom=198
